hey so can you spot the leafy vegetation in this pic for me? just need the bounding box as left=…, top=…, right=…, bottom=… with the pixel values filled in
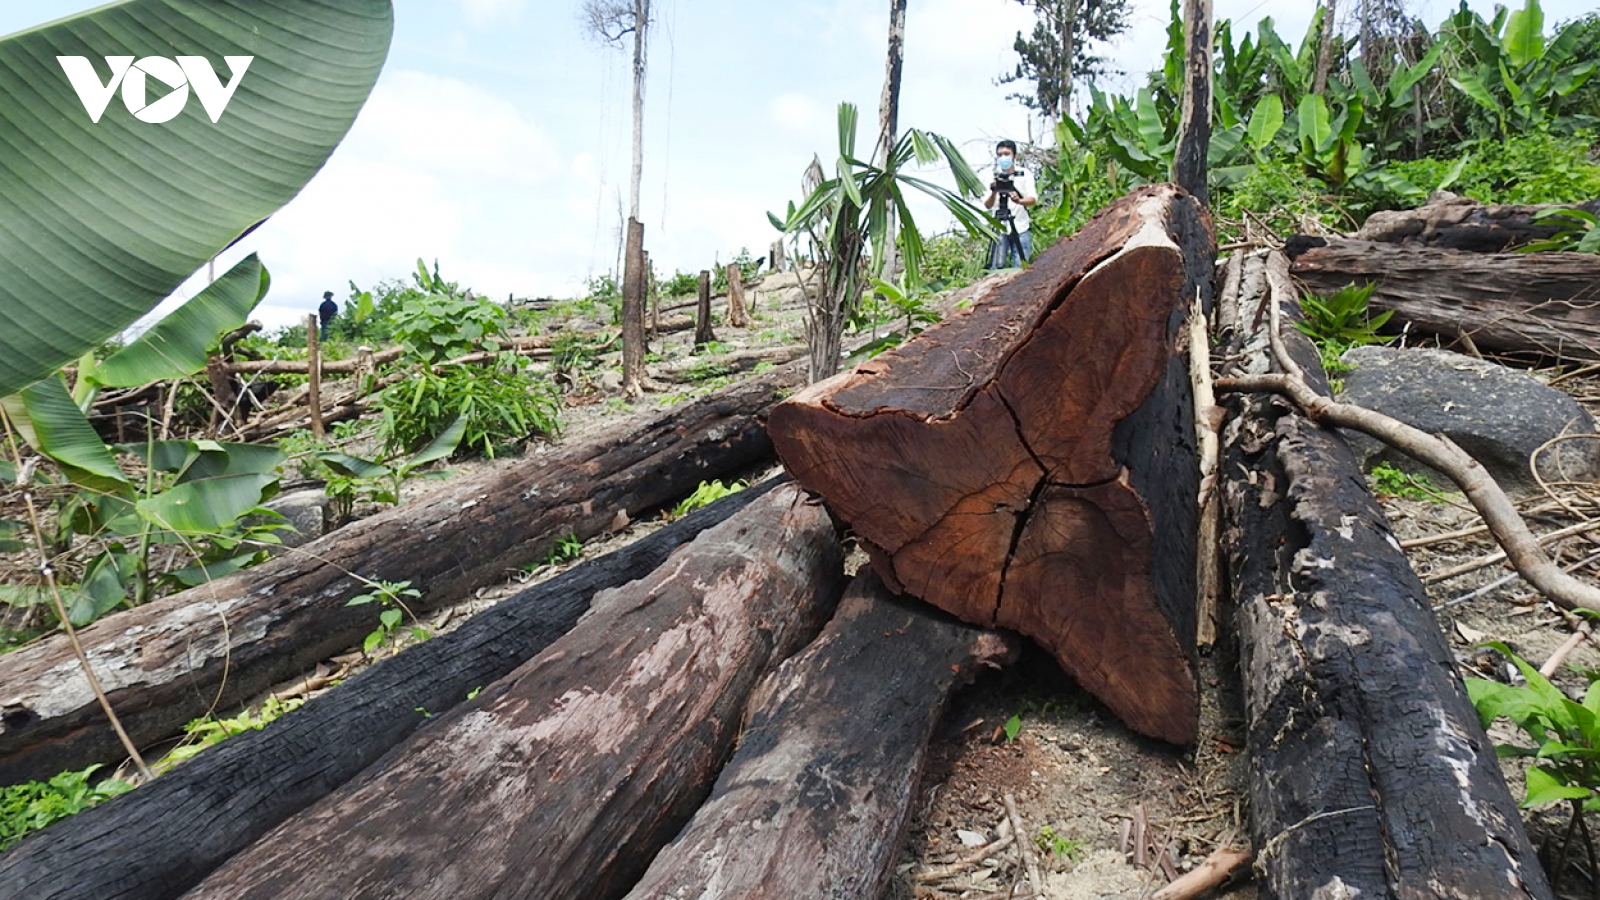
left=1, top=765, right=131, bottom=852
left=1036, top=825, right=1086, bottom=862
left=1367, top=462, right=1451, bottom=503
left=155, top=696, right=305, bottom=774
left=1293, top=282, right=1391, bottom=376
left=670, top=479, right=748, bottom=519
left=345, top=579, right=429, bottom=658
left=543, top=534, right=584, bottom=566
left=1469, top=646, right=1600, bottom=866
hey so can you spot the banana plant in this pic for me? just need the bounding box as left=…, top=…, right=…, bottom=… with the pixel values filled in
left=0, top=0, right=393, bottom=399
left=1444, top=0, right=1597, bottom=137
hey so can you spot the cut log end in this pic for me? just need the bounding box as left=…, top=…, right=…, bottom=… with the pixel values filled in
left=771, top=185, right=1210, bottom=744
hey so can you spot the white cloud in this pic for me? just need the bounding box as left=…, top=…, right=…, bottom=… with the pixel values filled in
left=768, top=91, right=828, bottom=137
left=454, top=0, right=530, bottom=29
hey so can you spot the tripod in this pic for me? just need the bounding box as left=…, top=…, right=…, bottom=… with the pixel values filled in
left=988, top=199, right=1027, bottom=269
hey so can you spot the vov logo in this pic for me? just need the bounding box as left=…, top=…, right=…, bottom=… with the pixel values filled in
left=57, top=56, right=253, bottom=124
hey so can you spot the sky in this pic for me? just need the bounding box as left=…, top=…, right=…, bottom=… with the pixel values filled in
left=2, top=0, right=1594, bottom=333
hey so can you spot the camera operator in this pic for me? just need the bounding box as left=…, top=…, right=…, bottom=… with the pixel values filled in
left=983, top=139, right=1037, bottom=268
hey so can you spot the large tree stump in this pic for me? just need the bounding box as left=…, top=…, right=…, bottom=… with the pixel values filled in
left=624, top=572, right=1019, bottom=900
left=768, top=185, right=1211, bottom=744
left=1286, top=236, right=1600, bottom=361
left=182, top=485, right=846, bottom=900
left=1217, top=251, right=1551, bottom=899
left=1353, top=196, right=1600, bottom=252
left=0, top=481, right=783, bottom=900
left=0, top=363, right=804, bottom=785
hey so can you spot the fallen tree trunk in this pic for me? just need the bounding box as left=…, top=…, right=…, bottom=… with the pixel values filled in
left=624, top=572, right=1018, bottom=900
left=0, top=361, right=806, bottom=785
left=1217, top=250, right=1551, bottom=899
left=223, top=316, right=694, bottom=374
left=1353, top=196, right=1600, bottom=252
left=1286, top=236, right=1600, bottom=361
left=768, top=184, right=1210, bottom=744
left=183, top=485, right=846, bottom=900
left=0, top=480, right=783, bottom=900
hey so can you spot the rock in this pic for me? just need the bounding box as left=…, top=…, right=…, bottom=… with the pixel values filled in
left=1336, top=345, right=1600, bottom=493
left=597, top=369, right=624, bottom=392
left=261, top=488, right=329, bottom=549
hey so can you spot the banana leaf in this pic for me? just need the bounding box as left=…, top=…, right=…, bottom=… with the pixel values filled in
left=0, top=0, right=392, bottom=398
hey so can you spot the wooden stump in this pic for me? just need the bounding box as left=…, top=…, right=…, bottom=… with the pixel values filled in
left=624, top=572, right=1018, bottom=900
left=727, top=263, right=748, bottom=327
left=0, top=363, right=805, bottom=785
left=0, top=482, right=784, bottom=900
left=183, top=485, right=846, bottom=900
left=768, top=185, right=1212, bottom=744
left=1217, top=251, right=1551, bottom=899
left=1286, top=236, right=1600, bottom=362
left=695, top=269, right=717, bottom=346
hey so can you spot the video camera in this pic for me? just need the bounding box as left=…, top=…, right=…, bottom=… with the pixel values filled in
left=991, top=173, right=1016, bottom=220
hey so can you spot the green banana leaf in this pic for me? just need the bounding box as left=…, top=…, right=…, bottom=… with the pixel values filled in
left=136, top=471, right=279, bottom=535
left=0, top=0, right=393, bottom=398
left=1246, top=94, right=1284, bottom=152
left=90, top=254, right=270, bottom=388
left=1503, top=0, right=1544, bottom=71
left=1, top=374, right=130, bottom=492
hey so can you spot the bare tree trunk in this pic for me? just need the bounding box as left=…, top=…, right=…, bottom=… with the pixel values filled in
left=726, top=263, right=748, bottom=327
left=875, top=0, right=907, bottom=282
left=1312, top=0, right=1337, bottom=96
left=622, top=217, right=646, bottom=395
left=304, top=314, right=324, bottom=440
left=621, top=0, right=650, bottom=397
left=694, top=269, right=716, bottom=347
left=1058, top=0, right=1079, bottom=117
left=1172, top=0, right=1213, bottom=206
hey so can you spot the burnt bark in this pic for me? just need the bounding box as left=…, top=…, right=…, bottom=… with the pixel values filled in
left=1172, top=0, right=1212, bottom=206
left=624, top=572, right=1019, bottom=900
left=182, top=485, right=846, bottom=900
left=695, top=269, right=717, bottom=347
left=1287, top=236, right=1600, bottom=362
left=0, top=481, right=783, bottom=900
left=1353, top=197, right=1600, bottom=253
left=769, top=185, right=1213, bottom=744
left=1217, top=250, right=1551, bottom=899
left=0, top=362, right=805, bottom=785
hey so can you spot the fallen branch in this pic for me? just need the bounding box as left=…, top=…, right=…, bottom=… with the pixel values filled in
left=1150, top=846, right=1250, bottom=900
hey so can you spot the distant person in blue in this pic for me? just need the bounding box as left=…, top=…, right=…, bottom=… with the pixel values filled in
left=984, top=139, right=1037, bottom=268
left=318, top=291, right=338, bottom=340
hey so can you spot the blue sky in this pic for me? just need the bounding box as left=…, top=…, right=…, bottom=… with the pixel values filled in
left=2, top=0, right=1592, bottom=332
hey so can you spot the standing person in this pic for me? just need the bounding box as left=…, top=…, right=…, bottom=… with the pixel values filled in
left=317, top=291, right=338, bottom=340
left=983, top=139, right=1038, bottom=268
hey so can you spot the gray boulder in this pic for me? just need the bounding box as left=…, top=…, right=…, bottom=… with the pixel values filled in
left=260, top=488, right=329, bottom=549
left=1336, top=345, right=1600, bottom=494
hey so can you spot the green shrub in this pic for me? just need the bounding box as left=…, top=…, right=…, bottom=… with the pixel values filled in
left=671, top=479, right=747, bottom=518
left=1, top=765, right=131, bottom=851
left=377, top=363, right=560, bottom=458
left=1213, top=159, right=1343, bottom=241
left=390, top=292, right=509, bottom=364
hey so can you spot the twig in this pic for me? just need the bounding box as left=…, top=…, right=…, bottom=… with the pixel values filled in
left=1436, top=547, right=1600, bottom=611
left=913, top=832, right=1018, bottom=884
left=1541, top=621, right=1593, bottom=678
left=1004, top=792, right=1044, bottom=894
left=1150, top=846, right=1251, bottom=900
left=1423, top=518, right=1600, bottom=584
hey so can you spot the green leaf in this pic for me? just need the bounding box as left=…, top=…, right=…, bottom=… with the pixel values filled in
left=3, top=374, right=131, bottom=493
left=1003, top=714, right=1022, bottom=743
left=177, top=442, right=284, bottom=484
left=316, top=451, right=391, bottom=480
left=405, top=415, right=467, bottom=469
left=0, top=0, right=394, bottom=398
left=1523, top=765, right=1590, bottom=808
left=165, top=550, right=259, bottom=588
left=136, top=473, right=277, bottom=535
left=1393, top=42, right=1446, bottom=99
left=91, top=256, right=270, bottom=388
left=1296, top=94, right=1332, bottom=156
left=1246, top=94, right=1285, bottom=152
left=66, top=551, right=131, bottom=626
left=379, top=607, right=402, bottom=630
left=1502, top=0, right=1544, bottom=70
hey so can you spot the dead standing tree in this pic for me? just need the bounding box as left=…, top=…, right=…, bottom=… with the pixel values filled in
left=583, top=0, right=650, bottom=396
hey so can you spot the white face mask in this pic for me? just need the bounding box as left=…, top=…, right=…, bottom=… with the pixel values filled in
left=998, top=155, right=1015, bottom=171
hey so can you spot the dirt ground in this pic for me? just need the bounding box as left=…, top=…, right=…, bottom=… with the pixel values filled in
left=14, top=269, right=1600, bottom=898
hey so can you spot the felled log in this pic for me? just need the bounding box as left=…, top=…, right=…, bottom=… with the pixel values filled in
left=1353, top=196, right=1600, bottom=252
left=184, top=485, right=846, bottom=900
left=1286, top=236, right=1600, bottom=361
left=768, top=184, right=1210, bottom=744
left=1216, top=250, right=1551, bottom=899
left=0, top=361, right=806, bottom=786
left=624, top=572, right=1018, bottom=900
left=0, top=482, right=782, bottom=900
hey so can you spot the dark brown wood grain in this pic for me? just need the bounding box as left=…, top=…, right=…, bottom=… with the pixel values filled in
left=1353, top=198, right=1600, bottom=253
left=769, top=185, right=1212, bottom=744
left=182, top=484, right=846, bottom=900
left=1286, top=236, right=1600, bottom=361
left=0, top=363, right=804, bottom=786
left=623, top=572, right=1018, bottom=900
left=1218, top=250, right=1551, bottom=899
